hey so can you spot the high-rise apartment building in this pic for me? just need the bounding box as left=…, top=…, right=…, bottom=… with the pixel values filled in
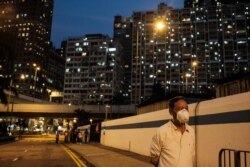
left=131, top=2, right=249, bottom=104
left=184, top=0, right=249, bottom=8
left=63, top=34, right=122, bottom=105
left=113, top=15, right=133, bottom=104
left=0, top=0, right=54, bottom=100
left=46, top=47, right=65, bottom=102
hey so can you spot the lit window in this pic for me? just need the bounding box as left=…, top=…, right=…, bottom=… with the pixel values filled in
left=82, top=52, right=87, bottom=56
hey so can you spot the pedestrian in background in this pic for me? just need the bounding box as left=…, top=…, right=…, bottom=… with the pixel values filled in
left=77, top=129, right=82, bottom=144
left=55, top=130, right=59, bottom=144
left=150, top=96, right=195, bottom=167
left=64, top=130, right=69, bottom=143
left=84, top=129, right=89, bottom=143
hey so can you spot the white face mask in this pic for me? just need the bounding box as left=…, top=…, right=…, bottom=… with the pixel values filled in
left=176, top=109, right=189, bottom=123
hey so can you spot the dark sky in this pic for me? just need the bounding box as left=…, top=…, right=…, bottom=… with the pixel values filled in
left=51, top=0, right=184, bottom=48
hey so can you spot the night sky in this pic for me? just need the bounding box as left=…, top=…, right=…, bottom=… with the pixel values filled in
left=51, top=0, right=184, bottom=48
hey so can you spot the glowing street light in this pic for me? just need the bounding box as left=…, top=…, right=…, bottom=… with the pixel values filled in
left=89, top=118, right=93, bottom=124
left=185, top=73, right=191, bottom=93
left=192, top=61, right=198, bottom=77
left=155, top=20, right=165, bottom=31
left=153, top=20, right=166, bottom=85
left=20, top=74, right=25, bottom=80
left=105, top=104, right=110, bottom=121
left=192, top=61, right=198, bottom=92
left=33, top=63, right=40, bottom=100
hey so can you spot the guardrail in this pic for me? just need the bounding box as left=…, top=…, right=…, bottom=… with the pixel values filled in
left=236, top=150, right=250, bottom=167
left=219, top=148, right=250, bottom=167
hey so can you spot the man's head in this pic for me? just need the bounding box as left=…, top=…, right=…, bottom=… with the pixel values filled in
left=168, top=96, right=189, bottom=123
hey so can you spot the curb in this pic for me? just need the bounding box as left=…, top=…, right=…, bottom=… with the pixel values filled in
left=62, top=143, right=96, bottom=167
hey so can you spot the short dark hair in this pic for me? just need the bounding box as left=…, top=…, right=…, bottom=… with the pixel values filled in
left=168, top=96, right=186, bottom=115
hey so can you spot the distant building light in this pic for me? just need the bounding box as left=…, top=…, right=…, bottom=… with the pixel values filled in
left=108, top=48, right=116, bottom=52
left=82, top=52, right=87, bottom=56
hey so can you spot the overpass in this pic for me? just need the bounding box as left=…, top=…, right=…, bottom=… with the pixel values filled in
left=0, top=103, right=136, bottom=119
left=0, top=92, right=135, bottom=119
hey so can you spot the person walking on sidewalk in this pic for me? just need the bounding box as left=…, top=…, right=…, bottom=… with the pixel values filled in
left=150, top=96, right=195, bottom=167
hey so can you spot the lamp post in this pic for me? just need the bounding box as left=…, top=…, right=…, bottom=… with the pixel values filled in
left=6, top=79, right=13, bottom=133
left=192, top=61, right=198, bottom=92
left=153, top=20, right=166, bottom=85
left=185, top=73, right=191, bottom=93
left=33, top=63, right=40, bottom=100
left=6, top=79, right=13, bottom=112
left=135, top=22, right=140, bottom=105
left=67, top=103, right=71, bottom=130
left=105, top=104, right=110, bottom=121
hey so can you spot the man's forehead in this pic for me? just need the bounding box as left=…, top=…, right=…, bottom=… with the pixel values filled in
left=175, top=100, right=188, bottom=106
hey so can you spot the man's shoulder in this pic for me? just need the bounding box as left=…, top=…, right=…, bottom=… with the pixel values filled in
left=158, top=120, right=172, bottom=131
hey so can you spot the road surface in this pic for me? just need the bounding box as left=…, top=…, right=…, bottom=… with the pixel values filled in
left=0, top=134, right=87, bottom=167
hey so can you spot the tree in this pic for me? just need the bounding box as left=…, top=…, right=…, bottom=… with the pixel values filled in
left=0, top=77, right=8, bottom=105
left=150, top=83, right=165, bottom=102
left=0, top=77, right=18, bottom=136
left=0, top=77, right=18, bottom=105
left=74, top=109, right=91, bottom=126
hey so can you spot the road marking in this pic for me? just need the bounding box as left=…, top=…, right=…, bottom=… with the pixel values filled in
left=61, top=145, right=87, bottom=167
left=13, top=158, right=19, bottom=162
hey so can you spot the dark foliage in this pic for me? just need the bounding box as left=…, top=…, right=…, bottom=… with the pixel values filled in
left=74, top=109, right=91, bottom=126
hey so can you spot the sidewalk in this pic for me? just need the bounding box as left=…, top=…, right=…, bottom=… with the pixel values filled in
left=65, top=142, right=154, bottom=167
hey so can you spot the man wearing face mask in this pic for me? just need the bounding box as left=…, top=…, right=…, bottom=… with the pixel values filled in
left=150, top=96, right=195, bottom=167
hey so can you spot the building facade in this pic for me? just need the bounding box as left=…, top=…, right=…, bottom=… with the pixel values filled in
left=113, top=15, right=133, bottom=104
left=215, top=72, right=250, bottom=97
left=131, top=2, right=250, bottom=104
left=184, top=0, right=249, bottom=8
left=46, top=47, right=65, bottom=102
left=0, top=0, right=54, bottom=100
left=63, top=34, right=122, bottom=105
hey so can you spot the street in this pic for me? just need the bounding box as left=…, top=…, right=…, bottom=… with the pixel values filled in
left=0, top=134, right=87, bottom=167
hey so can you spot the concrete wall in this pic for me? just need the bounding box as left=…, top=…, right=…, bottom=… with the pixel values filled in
left=100, top=92, right=250, bottom=166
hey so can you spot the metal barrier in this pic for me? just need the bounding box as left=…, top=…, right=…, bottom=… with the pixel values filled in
left=219, top=149, right=250, bottom=167
left=236, top=150, right=250, bottom=167
left=219, top=149, right=237, bottom=167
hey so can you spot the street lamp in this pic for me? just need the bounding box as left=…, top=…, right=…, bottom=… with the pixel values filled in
left=6, top=79, right=13, bottom=112
left=33, top=63, right=40, bottom=100
left=89, top=118, right=93, bottom=124
left=154, top=20, right=165, bottom=32
left=153, top=20, right=166, bottom=85
left=134, top=22, right=141, bottom=105
left=20, top=74, right=25, bottom=80
left=185, top=73, right=191, bottom=93
left=105, top=104, right=110, bottom=121
left=67, top=103, right=71, bottom=130
left=192, top=61, right=198, bottom=92
left=6, top=79, right=13, bottom=132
